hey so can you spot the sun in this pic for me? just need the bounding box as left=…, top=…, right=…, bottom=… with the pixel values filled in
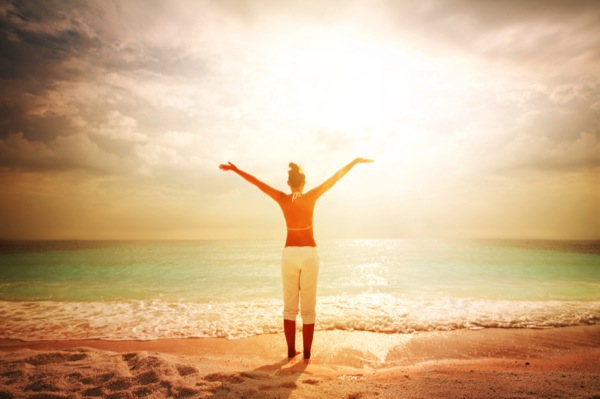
left=262, top=29, right=468, bottom=138
left=306, top=35, right=410, bottom=132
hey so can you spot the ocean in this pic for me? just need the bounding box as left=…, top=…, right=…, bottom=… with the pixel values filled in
left=0, top=239, right=598, bottom=341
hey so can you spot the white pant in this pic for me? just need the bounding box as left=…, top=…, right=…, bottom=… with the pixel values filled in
left=281, top=246, right=320, bottom=324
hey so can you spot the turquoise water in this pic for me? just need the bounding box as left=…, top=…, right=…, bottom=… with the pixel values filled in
left=0, top=239, right=598, bottom=340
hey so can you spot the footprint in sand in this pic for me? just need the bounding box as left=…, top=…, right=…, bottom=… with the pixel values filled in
left=302, top=378, right=320, bottom=385
left=104, top=376, right=134, bottom=391
left=26, top=351, right=89, bottom=366
left=82, top=386, right=106, bottom=397
left=135, top=369, right=161, bottom=385
left=204, top=372, right=246, bottom=384
left=175, top=364, right=197, bottom=377
left=278, top=381, right=297, bottom=388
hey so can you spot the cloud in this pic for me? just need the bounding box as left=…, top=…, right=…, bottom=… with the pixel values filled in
left=377, top=0, right=600, bottom=77
left=95, top=110, right=147, bottom=142
left=0, top=0, right=598, bottom=239
left=494, top=131, right=600, bottom=173
left=0, top=131, right=125, bottom=173
left=0, top=1, right=99, bottom=81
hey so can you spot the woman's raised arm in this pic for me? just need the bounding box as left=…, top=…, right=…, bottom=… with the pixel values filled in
left=309, top=158, right=373, bottom=199
left=219, top=162, right=285, bottom=202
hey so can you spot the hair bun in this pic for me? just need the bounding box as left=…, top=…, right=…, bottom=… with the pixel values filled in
left=288, top=162, right=305, bottom=188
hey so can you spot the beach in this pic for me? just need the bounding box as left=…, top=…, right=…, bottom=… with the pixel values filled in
left=1, top=326, right=599, bottom=399
left=1, top=240, right=598, bottom=397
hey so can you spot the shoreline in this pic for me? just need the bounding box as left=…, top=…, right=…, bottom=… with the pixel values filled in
left=2, top=325, right=599, bottom=366
left=1, top=326, right=599, bottom=398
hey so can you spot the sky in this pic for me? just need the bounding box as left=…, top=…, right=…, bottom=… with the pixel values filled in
left=0, top=0, right=599, bottom=240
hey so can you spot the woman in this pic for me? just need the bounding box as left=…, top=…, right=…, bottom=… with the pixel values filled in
left=219, top=158, right=372, bottom=362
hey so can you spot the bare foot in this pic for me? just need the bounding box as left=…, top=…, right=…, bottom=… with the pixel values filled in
left=288, top=351, right=301, bottom=361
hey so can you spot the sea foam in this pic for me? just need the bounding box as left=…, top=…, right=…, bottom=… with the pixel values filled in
left=1, top=294, right=598, bottom=341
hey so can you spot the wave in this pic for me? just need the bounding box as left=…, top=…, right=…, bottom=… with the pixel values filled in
left=1, top=294, right=599, bottom=341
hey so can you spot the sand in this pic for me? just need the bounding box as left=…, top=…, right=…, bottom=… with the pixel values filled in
left=0, top=326, right=599, bottom=399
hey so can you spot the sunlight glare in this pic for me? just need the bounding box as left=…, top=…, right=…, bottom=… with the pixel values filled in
left=263, top=28, right=475, bottom=149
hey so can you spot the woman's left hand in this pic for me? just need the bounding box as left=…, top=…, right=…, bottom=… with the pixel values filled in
left=219, top=162, right=238, bottom=172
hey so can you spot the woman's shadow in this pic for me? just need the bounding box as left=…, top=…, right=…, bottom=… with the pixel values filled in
left=206, top=356, right=311, bottom=399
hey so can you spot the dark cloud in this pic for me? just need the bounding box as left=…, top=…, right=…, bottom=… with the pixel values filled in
left=0, top=1, right=99, bottom=79
left=0, top=0, right=215, bottom=175
left=0, top=1, right=97, bottom=150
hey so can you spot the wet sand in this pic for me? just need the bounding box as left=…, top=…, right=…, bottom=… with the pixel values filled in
left=1, top=325, right=599, bottom=398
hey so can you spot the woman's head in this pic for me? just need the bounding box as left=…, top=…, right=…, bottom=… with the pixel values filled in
left=288, top=162, right=305, bottom=191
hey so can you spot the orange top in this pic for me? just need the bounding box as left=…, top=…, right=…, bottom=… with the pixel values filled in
left=278, top=192, right=317, bottom=247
